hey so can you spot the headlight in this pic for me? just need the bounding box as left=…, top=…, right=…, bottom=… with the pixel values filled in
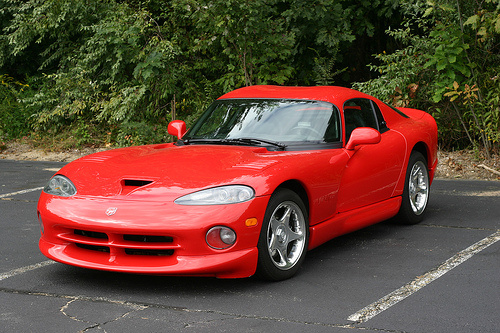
left=174, top=185, right=254, bottom=205
left=43, top=175, right=77, bottom=197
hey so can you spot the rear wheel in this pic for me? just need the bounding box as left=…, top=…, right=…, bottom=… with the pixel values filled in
left=256, top=189, right=308, bottom=281
left=396, top=151, right=430, bottom=224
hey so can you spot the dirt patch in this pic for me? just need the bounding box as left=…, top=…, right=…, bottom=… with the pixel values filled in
left=0, top=141, right=110, bottom=163
left=1, top=141, right=499, bottom=181
left=437, top=150, right=500, bottom=181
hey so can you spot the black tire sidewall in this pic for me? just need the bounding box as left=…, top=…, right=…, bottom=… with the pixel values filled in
left=396, top=151, right=429, bottom=225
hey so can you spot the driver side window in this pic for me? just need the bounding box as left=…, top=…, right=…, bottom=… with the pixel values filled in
left=343, top=98, right=380, bottom=142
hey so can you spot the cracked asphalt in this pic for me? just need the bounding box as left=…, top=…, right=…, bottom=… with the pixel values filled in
left=1, top=159, right=499, bottom=332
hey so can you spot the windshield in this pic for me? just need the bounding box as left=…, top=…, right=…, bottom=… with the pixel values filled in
left=183, top=99, right=341, bottom=146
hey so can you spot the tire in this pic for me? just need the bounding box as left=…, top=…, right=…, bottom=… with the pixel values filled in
left=256, top=189, right=309, bottom=281
left=396, top=151, right=430, bottom=224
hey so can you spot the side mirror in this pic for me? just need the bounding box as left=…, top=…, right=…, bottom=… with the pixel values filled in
left=345, top=127, right=381, bottom=150
left=168, top=120, right=187, bottom=139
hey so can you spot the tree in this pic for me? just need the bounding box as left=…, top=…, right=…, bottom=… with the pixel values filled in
left=354, top=0, right=500, bottom=152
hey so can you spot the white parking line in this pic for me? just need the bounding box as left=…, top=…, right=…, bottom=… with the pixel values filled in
left=0, top=260, right=55, bottom=281
left=0, top=186, right=54, bottom=281
left=0, top=187, right=44, bottom=199
left=44, top=168, right=61, bottom=172
left=348, top=230, right=500, bottom=323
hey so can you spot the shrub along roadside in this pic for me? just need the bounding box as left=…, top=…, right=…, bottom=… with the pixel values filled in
left=353, top=0, right=500, bottom=155
left=0, top=74, right=32, bottom=140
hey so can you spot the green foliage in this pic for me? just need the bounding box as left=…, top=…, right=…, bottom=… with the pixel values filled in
left=480, top=77, right=500, bottom=145
left=1, top=0, right=400, bottom=146
left=423, top=25, right=471, bottom=103
left=17, top=1, right=182, bottom=134
left=1, top=0, right=109, bottom=75
left=355, top=0, right=500, bottom=152
left=0, top=74, right=32, bottom=139
left=1, top=0, right=497, bottom=153
left=116, top=121, right=169, bottom=147
left=464, top=0, right=500, bottom=41
left=280, top=0, right=353, bottom=84
left=189, top=0, right=295, bottom=90
left=353, top=26, right=431, bottom=107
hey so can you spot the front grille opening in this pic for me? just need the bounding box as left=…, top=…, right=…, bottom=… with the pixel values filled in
left=74, top=229, right=108, bottom=240
left=123, top=179, right=153, bottom=187
left=75, top=243, right=110, bottom=253
left=124, top=249, right=174, bottom=256
left=123, top=235, right=173, bottom=243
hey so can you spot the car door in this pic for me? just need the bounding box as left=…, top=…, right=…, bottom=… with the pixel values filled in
left=336, top=98, right=406, bottom=213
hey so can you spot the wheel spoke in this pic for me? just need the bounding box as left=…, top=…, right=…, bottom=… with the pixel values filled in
left=274, top=243, right=288, bottom=267
left=266, top=201, right=307, bottom=270
left=408, top=160, right=429, bottom=215
left=284, top=220, right=302, bottom=243
left=280, top=205, right=292, bottom=224
left=268, top=217, right=280, bottom=252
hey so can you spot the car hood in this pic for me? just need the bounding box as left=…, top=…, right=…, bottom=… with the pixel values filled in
left=58, top=144, right=282, bottom=201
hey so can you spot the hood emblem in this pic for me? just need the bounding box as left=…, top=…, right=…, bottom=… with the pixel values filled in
left=106, top=207, right=118, bottom=216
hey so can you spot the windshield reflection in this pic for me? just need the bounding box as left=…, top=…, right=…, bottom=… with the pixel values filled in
left=184, top=99, right=340, bottom=144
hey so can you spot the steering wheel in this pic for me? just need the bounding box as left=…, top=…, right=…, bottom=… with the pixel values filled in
left=291, top=126, right=321, bottom=139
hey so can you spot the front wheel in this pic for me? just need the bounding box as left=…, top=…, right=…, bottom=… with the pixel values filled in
left=396, top=151, right=430, bottom=224
left=256, top=189, right=309, bottom=281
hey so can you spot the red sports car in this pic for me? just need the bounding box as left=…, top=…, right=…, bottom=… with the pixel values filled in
left=38, top=86, right=438, bottom=281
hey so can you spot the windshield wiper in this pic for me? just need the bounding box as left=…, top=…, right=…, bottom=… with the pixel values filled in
left=182, top=139, right=229, bottom=145
left=181, top=138, right=286, bottom=150
left=232, top=138, right=287, bottom=150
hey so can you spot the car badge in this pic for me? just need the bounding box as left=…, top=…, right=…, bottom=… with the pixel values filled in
left=106, top=207, right=118, bottom=216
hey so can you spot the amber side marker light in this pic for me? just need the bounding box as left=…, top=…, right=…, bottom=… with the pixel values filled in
left=245, top=218, right=258, bottom=227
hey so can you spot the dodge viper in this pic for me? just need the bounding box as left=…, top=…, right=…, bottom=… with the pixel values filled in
left=37, top=85, right=438, bottom=281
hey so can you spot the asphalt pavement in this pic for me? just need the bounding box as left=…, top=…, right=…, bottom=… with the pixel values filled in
left=0, top=159, right=499, bottom=333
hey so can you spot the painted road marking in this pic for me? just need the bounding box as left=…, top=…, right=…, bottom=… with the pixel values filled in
left=0, top=260, right=55, bottom=281
left=44, top=168, right=61, bottom=172
left=0, top=186, right=54, bottom=281
left=348, top=230, right=500, bottom=323
left=0, top=186, right=44, bottom=199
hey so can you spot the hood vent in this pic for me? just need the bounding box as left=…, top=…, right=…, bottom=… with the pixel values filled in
left=121, top=179, right=154, bottom=195
left=123, top=179, right=153, bottom=187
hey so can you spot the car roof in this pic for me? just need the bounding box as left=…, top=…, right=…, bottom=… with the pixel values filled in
left=218, top=85, right=375, bottom=105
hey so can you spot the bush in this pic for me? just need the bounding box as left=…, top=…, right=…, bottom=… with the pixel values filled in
left=354, top=0, right=500, bottom=153
left=116, top=121, right=171, bottom=147
left=0, top=74, right=32, bottom=140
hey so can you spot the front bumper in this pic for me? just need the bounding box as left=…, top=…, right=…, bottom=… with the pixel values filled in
left=38, top=194, right=269, bottom=278
left=40, top=238, right=258, bottom=278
